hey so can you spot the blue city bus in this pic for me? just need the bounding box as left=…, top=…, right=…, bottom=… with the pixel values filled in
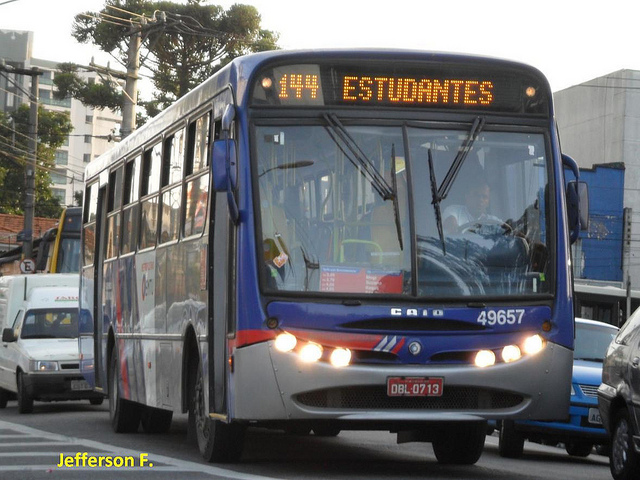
left=80, top=49, right=586, bottom=465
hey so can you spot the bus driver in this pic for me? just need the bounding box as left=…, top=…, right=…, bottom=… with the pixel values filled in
left=442, top=181, right=500, bottom=233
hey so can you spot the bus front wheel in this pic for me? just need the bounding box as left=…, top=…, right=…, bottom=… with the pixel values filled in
left=432, top=421, right=486, bottom=465
left=189, top=360, right=245, bottom=463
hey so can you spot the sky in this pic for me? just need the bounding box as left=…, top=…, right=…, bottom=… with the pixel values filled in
left=1, top=0, right=640, bottom=95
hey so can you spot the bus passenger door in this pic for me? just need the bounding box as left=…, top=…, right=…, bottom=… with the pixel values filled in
left=93, top=187, right=108, bottom=389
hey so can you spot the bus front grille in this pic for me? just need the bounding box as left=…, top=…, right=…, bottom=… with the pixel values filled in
left=296, top=386, right=523, bottom=410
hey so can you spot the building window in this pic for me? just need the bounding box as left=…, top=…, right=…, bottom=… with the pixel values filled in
left=54, top=150, right=68, bottom=165
left=50, top=171, right=67, bottom=185
left=85, top=115, right=93, bottom=124
left=83, top=154, right=91, bottom=163
left=84, top=135, right=92, bottom=144
left=52, top=188, right=66, bottom=203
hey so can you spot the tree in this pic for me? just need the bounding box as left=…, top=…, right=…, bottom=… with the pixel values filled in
left=55, top=0, right=279, bottom=117
left=0, top=106, right=73, bottom=218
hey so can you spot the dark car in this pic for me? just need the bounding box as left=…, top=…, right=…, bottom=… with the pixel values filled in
left=498, top=318, right=618, bottom=458
left=598, top=308, right=640, bottom=480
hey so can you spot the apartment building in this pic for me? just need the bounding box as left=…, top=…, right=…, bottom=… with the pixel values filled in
left=0, top=29, right=122, bottom=207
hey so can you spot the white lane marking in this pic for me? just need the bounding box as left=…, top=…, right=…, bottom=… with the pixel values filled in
left=0, top=419, right=278, bottom=479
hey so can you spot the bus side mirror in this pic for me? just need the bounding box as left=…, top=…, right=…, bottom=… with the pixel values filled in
left=211, top=104, right=239, bottom=223
left=562, top=154, right=589, bottom=244
left=2, top=328, right=16, bottom=343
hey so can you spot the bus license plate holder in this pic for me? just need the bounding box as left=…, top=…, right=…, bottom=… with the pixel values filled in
left=387, top=377, right=443, bottom=397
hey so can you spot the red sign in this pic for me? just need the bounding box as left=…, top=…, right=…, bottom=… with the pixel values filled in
left=319, top=266, right=402, bottom=294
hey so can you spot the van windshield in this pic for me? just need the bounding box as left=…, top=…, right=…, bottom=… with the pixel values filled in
left=21, top=309, right=78, bottom=339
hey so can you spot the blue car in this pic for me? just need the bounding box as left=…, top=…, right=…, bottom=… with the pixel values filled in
left=497, top=318, right=618, bottom=458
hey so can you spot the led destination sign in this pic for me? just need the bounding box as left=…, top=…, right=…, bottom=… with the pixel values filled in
left=253, top=63, right=548, bottom=114
left=278, top=73, right=494, bottom=107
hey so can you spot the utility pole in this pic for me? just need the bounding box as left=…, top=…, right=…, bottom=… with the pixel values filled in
left=120, top=27, right=141, bottom=138
left=0, top=63, right=42, bottom=263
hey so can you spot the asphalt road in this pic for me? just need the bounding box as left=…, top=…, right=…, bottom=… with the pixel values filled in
left=0, top=399, right=612, bottom=480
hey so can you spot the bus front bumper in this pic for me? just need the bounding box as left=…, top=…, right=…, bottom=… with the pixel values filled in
left=229, top=340, right=572, bottom=424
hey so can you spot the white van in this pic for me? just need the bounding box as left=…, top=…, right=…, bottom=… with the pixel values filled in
left=0, top=273, right=104, bottom=413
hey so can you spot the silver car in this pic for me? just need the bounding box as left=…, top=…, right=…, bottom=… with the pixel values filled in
left=598, top=308, right=640, bottom=480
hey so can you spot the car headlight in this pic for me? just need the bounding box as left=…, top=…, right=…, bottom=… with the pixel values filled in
left=30, top=360, right=59, bottom=372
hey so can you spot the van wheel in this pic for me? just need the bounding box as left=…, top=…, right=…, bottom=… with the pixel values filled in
left=17, top=372, right=33, bottom=414
left=108, top=344, right=141, bottom=433
left=141, top=405, right=173, bottom=433
left=89, top=398, right=104, bottom=406
left=189, top=359, right=245, bottom=462
left=498, top=420, right=524, bottom=458
left=0, top=388, right=8, bottom=408
left=610, top=409, right=640, bottom=480
left=432, top=421, right=486, bottom=465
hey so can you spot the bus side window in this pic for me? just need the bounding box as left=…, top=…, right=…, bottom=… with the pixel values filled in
left=139, top=144, right=162, bottom=250
left=83, top=182, right=99, bottom=266
left=184, top=173, right=209, bottom=237
left=186, top=112, right=212, bottom=176
left=105, top=167, right=123, bottom=260
left=122, top=156, right=141, bottom=255
left=160, top=128, right=186, bottom=244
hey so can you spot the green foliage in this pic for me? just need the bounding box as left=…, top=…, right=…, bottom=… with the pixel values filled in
left=58, top=0, right=279, bottom=116
left=54, top=63, right=121, bottom=111
left=0, top=106, right=73, bottom=218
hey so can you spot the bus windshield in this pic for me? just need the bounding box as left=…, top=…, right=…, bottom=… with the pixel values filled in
left=255, top=121, right=551, bottom=298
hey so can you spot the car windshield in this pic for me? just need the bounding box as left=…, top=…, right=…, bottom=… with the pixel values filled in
left=255, top=122, right=551, bottom=298
left=574, top=321, right=618, bottom=362
left=20, top=308, right=78, bottom=339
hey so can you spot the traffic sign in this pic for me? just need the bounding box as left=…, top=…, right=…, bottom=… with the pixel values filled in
left=20, top=258, right=36, bottom=274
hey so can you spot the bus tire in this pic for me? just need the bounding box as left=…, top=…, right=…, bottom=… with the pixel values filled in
left=108, top=345, right=141, bottom=433
left=498, top=420, right=525, bottom=458
left=432, top=421, right=486, bottom=465
left=0, top=388, right=8, bottom=408
left=189, top=360, right=245, bottom=463
left=17, top=372, right=34, bottom=414
left=141, top=405, right=173, bottom=433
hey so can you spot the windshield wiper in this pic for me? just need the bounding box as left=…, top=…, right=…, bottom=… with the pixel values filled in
left=427, top=116, right=485, bottom=254
left=435, top=116, right=486, bottom=202
left=323, top=114, right=404, bottom=252
left=427, top=148, right=446, bottom=254
left=323, top=113, right=393, bottom=200
left=390, top=144, right=403, bottom=251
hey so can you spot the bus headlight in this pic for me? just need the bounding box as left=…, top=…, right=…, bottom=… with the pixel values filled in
left=474, top=350, right=496, bottom=368
left=501, top=345, right=522, bottom=363
left=274, top=332, right=297, bottom=353
left=30, top=360, right=59, bottom=372
left=299, top=343, right=323, bottom=363
left=523, top=334, right=545, bottom=355
left=329, top=348, right=351, bottom=368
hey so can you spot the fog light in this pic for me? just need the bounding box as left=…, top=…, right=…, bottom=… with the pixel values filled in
left=274, top=332, right=297, bottom=353
left=329, top=348, right=351, bottom=368
left=475, top=350, right=496, bottom=368
left=523, top=334, right=545, bottom=355
left=502, top=345, right=522, bottom=363
left=299, top=343, right=323, bottom=363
